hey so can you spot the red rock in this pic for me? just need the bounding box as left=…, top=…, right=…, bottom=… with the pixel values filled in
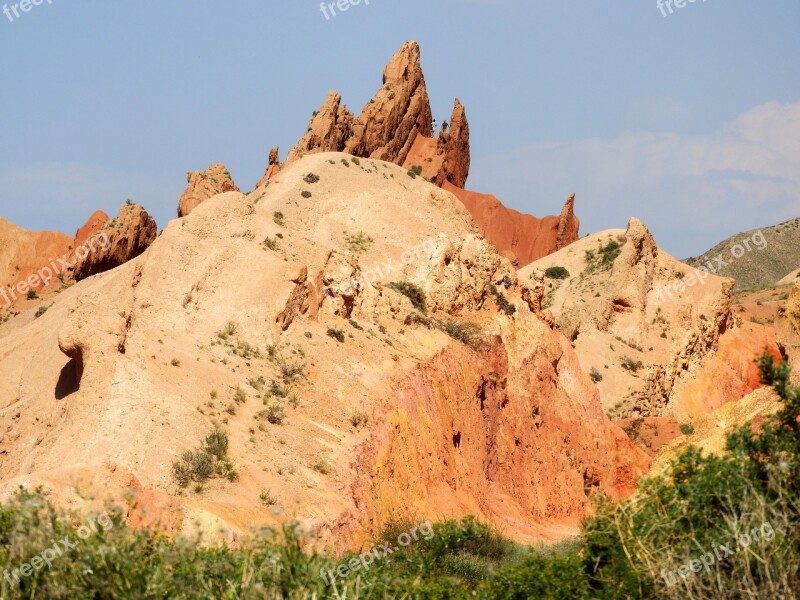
left=71, top=203, right=157, bottom=281
left=445, top=182, right=580, bottom=267
left=284, top=42, right=433, bottom=167
left=177, top=163, right=239, bottom=217
left=403, top=99, right=471, bottom=188
left=255, top=147, right=281, bottom=189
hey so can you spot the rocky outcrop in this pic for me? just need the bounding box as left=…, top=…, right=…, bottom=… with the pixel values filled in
left=255, top=147, right=281, bottom=189
left=777, top=280, right=800, bottom=385
left=445, top=184, right=580, bottom=267
left=557, top=194, right=579, bottom=250
left=177, top=163, right=239, bottom=217
left=523, top=218, right=777, bottom=421
left=71, top=203, right=157, bottom=282
left=284, top=93, right=356, bottom=165
left=402, top=99, right=471, bottom=188
left=284, top=41, right=434, bottom=168
left=278, top=41, right=581, bottom=267
left=0, top=207, right=157, bottom=313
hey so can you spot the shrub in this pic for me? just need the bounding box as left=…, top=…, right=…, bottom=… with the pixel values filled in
left=341, top=158, right=350, bottom=167
left=172, top=426, right=237, bottom=487
left=234, top=387, right=247, bottom=403
left=436, top=319, right=483, bottom=349
left=350, top=410, right=369, bottom=428
left=349, top=319, right=363, bottom=331
left=34, top=304, right=49, bottom=319
left=311, top=460, right=331, bottom=475
left=387, top=281, right=427, bottom=313
left=26, top=290, right=38, bottom=300
left=259, top=489, right=278, bottom=506
left=301, top=190, right=312, bottom=199
left=327, top=328, right=345, bottom=343
left=170, top=358, right=181, bottom=367
left=303, top=173, right=320, bottom=184
left=217, top=321, right=237, bottom=340
left=263, top=236, right=279, bottom=251
left=262, top=404, right=286, bottom=425
left=266, top=380, right=289, bottom=399
left=486, top=283, right=516, bottom=315
left=351, top=157, right=360, bottom=165
left=679, top=422, right=695, bottom=435
left=345, top=231, right=374, bottom=254
left=621, top=357, right=644, bottom=373
left=268, top=346, right=306, bottom=383
left=273, top=211, right=284, bottom=226
left=545, top=266, right=570, bottom=280
left=247, top=377, right=265, bottom=392
left=590, top=367, right=603, bottom=383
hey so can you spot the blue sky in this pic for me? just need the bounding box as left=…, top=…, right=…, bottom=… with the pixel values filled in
left=0, top=0, right=798, bottom=257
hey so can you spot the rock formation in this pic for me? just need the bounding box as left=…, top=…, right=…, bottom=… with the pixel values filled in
left=556, top=194, right=579, bottom=250
left=266, top=41, right=579, bottom=269
left=284, top=42, right=433, bottom=169
left=522, top=218, right=779, bottom=421
left=445, top=185, right=580, bottom=267
left=0, top=153, right=647, bottom=549
left=402, top=99, right=471, bottom=188
left=777, top=280, right=800, bottom=385
left=177, top=163, right=239, bottom=217
left=70, top=203, right=158, bottom=281
left=255, top=147, right=281, bottom=189
left=0, top=206, right=157, bottom=313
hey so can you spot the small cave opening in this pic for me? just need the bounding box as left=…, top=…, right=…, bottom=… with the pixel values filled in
left=55, top=359, right=80, bottom=399
left=452, top=432, right=461, bottom=449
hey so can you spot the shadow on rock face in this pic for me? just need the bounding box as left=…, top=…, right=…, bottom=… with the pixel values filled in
left=55, top=359, right=79, bottom=400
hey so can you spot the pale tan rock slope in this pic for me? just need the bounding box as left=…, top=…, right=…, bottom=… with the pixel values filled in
left=522, top=219, right=778, bottom=424
left=0, top=154, right=648, bottom=549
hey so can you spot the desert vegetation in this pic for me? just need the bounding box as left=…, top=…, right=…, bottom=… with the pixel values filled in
left=3, top=351, right=794, bottom=597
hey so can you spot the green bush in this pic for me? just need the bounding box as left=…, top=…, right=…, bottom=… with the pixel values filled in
left=486, top=283, right=516, bottom=315
left=545, top=266, right=570, bottom=280
left=172, top=426, right=237, bottom=488
left=679, top=422, right=695, bottom=435
left=387, top=281, right=427, bottom=313
left=327, top=328, right=345, bottom=343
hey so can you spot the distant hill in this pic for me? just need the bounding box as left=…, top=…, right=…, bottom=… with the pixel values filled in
left=684, top=217, right=800, bottom=291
